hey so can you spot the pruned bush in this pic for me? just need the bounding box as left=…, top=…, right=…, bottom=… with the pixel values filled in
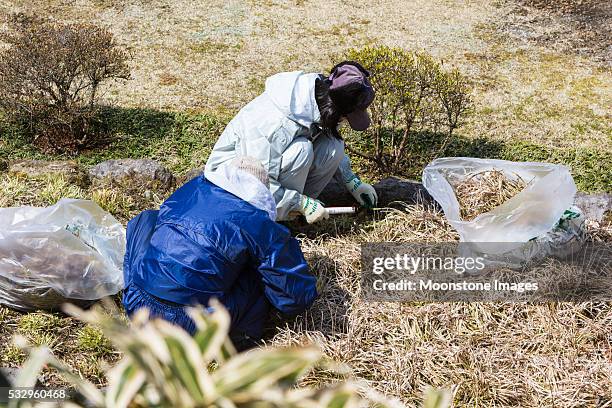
left=0, top=14, right=129, bottom=154
left=342, top=46, right=471, bottom=174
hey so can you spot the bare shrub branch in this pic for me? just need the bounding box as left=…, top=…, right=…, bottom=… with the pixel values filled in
left=0, top=13, right=130, bottom=154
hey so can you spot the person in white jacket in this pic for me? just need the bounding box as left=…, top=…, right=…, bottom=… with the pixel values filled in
left=205, top=61, right=378, bottom=223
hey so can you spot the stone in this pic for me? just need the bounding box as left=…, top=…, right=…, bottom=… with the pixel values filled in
left=318, top=176, right=437, bottom=209
left=179, top=166, right=204, bottom=185
left=574, top=192, right=611, bottom=222
left=8, top=160, right=88, bottom=187
left=88, top=159, right=175, bottom=192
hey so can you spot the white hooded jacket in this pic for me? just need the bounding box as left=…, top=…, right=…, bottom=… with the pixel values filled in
left=205, top=71, right=352, bottom=220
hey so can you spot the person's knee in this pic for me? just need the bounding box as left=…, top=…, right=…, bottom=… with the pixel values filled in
left=312, top=135, right=344, bottom=172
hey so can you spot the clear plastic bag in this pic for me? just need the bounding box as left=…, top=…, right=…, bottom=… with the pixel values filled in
left=423, top=158, right=577, bottom=243
left=0, top=198, right=125, bottom=311
left=422, top=158, right=584, bottom=267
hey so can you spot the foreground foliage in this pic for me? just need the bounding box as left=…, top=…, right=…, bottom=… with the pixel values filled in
left=0, top=13, right=129, bottom=154
left=8, top=301, right=420, bottom=408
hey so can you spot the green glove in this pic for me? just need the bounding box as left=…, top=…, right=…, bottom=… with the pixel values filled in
left=345, top=176, right=378, bottom=209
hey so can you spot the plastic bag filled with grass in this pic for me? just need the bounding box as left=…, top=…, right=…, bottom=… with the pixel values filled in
left=0, top=198, right=125, bottom=311
left=423, top=157, right=585, bottom=267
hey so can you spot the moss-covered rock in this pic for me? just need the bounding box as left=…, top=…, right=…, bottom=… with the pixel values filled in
left=88, top=159, right=175, bottom=196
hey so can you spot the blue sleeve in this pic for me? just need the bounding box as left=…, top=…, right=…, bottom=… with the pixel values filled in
left=257, top=231, right=317, bottom=316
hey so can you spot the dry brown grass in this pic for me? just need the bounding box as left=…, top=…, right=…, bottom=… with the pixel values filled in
left=514, top=0, right=611, bottom=64
left=0, top=172, right=610, bottom=404
left=269, top=205, right=612, bottom=407
left=466, top=4, right=612, bottom=151
left=1, top=0, right=609, bottom=152
left=454, top=169, right=528, bottom=220
left=586, top=213, right=612, bottom=243
left=2, top=0, right=498, bottom=111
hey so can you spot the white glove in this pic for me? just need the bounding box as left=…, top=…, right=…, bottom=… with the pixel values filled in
left=299, top=195, right=329, bottom=224
left=345, top=176, right=378, bottom=208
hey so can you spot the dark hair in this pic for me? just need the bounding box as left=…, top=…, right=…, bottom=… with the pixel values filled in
left=314, top=61, right=371, bottom=139
left=314, top=75, right=342, bottom=139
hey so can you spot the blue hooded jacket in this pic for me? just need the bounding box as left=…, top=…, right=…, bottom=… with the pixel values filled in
left=122, top=174, right=317, bottom=340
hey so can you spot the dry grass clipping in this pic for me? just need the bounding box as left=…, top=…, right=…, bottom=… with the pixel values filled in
left=269, top=205, right=612, bottom=407
left=1, top=172, right=610, bottom=403
left=454, top=169, right=528, bottom=220
left=586, top=212, right=612, bottom=243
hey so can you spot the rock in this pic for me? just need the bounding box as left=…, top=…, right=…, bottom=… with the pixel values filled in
left=89, top=159, right=175, bottom=192
left=318, top=176, right=437, bottom=209
left=179, top=167, right=204, bottom=185
left=574, top=192, right=611, bottom=222
left=8, top=160, right=88, bottom=187
left=373, top=177, right=437, bottom=208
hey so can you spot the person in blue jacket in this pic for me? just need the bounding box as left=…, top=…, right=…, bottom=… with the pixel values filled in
left=122, top=156, right=317, bottom=350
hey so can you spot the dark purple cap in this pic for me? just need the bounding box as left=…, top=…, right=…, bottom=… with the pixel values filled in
left=329, top=63, right=375, bottom=131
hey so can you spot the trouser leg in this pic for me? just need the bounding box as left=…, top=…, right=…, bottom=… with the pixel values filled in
left=303, top=134, right=345, bottom=198
left=277, top=136, right=314, bottom=194
left=275, top=134, right=344, bottom=219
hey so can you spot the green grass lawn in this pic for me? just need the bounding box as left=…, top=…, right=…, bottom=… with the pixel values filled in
left=1, top=107, right=610, bottom=192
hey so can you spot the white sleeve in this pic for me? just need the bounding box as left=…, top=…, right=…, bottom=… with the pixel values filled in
left=270, top=177, right=302, bottom=221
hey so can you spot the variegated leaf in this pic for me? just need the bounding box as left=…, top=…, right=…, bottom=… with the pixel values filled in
left=213, top=347, right=321, bottom=401
left=105, top=359, right=146, bottom=408
left=155, top=319, right=217, bottom=404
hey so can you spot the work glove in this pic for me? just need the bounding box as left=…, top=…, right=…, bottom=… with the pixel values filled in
left=299, top=195, right=329, bottom=224
left=345, top=176, right=378, bottom=209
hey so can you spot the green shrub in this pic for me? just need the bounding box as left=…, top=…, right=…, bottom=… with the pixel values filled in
left=343, top=45, right=471, bottom=174
left=0, top=14, right=129, bottom=154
